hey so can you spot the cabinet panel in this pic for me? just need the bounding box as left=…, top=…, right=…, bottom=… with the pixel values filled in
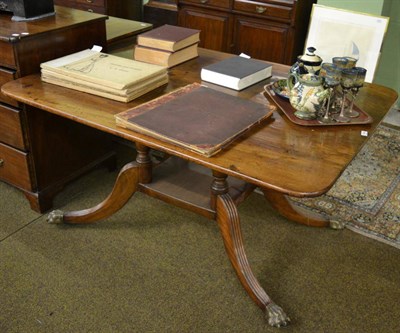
left=233, top=16, right=290, bottom=63
left=0, top=142, right=32, bottom=191
left=0, top=104, right=26, bottom=150
left=178, top=7, right=232, bottom=52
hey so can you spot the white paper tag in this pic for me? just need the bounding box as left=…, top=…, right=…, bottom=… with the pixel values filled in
left=91, top=45, right=102, bottom=52
left=239, top=53, right=251, bottom=59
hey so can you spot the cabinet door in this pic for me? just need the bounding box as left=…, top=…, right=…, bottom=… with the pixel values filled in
left=178, top=7, right=232, bottom=52
left=233, top=16, right=293, bottom=64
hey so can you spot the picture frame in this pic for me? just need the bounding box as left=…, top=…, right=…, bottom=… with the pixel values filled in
left=304, top=5, right=389, bottom=82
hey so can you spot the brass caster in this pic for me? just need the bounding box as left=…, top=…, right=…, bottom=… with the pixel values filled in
left=329, top=219, right=345, bottom=230
left=265, top=302, right=290, bottom=327
left=47, top=210, right=64, bottom=224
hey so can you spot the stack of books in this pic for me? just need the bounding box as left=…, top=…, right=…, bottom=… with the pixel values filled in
left=134, top=24, right=200, bottom=68
left=40, top=49, right=169, bottom=102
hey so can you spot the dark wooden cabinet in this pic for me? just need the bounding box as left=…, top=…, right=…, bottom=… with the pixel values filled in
left=178, top=5, right=232, bottom=51
left=54, top=0, right=143, bottom=20
left=233, top=15, right=291, bottom=63
left=178, top=0, right=316, bottom=65
left=144, top=0, right=178, bottom=28
left=0, top=7, right=114, bottom=212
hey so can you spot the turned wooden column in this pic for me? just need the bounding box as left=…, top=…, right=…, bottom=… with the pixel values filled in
left=135, top=143, right=153, bottom=184
left=210, top=170, right=229, bottom=210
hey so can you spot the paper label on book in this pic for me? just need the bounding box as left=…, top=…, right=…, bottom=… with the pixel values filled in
left=239, top=53, right=251, bottom=59
left=91, top=45, right=102, bottom=52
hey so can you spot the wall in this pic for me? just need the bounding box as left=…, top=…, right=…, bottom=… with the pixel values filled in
left=317, top=0, right=384, bottom=15
left=317, top=0, right=399, bottom=105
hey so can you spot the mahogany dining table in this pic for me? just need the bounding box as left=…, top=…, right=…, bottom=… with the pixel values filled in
left=2, top=48, right=398, bottom=327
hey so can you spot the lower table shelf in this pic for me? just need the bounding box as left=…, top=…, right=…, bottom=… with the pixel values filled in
left=140, top=156, right=255, bottom=219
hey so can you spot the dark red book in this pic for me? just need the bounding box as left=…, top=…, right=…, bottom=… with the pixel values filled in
left=115, top=83, right=273, bottom=157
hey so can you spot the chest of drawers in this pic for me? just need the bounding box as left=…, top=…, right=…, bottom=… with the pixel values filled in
left=54, top=0, right=143, bottom=20
left=0, top=6, right=114, bottom=212
left=178, top=0, right=316, bottom=65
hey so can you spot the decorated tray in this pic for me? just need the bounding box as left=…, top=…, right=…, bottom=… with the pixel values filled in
left=264, top=82, right=373, bottom=126
left=270, top=79, right=290, bottom=100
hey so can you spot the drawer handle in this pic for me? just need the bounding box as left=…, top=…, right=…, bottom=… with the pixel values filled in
left=86, top=0, right=94, bottom=3
left=87, top=9, right=94, bottom=12
left=200, top=0, right=208, bottom=3
left=0, top=159, right=4, bottom=167
left=255, top=6, right=267, bottom=14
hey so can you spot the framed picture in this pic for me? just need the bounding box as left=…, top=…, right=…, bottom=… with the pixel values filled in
left=304, top=5, right=389, bottom=82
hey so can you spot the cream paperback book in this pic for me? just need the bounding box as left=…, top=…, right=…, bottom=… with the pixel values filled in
left=40, top=49, right=167, bottom=90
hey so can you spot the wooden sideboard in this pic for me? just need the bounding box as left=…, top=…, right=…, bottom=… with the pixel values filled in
left=0, top=6, right=114, bottom=212
left=177, top=0, right=316, bottom=65
left=54, top=0, right=143, bottom=20
left=144, top=0, right=178, bottom=28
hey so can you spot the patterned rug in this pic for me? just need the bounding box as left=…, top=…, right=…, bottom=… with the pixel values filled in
left=290, top=124, right=400, bottom=249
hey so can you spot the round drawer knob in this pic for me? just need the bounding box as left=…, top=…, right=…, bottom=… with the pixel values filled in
left=200, top=0, right=208, bottom=4
left=0, top=159, right=4, bottom=167
left=255, top=6, right=267, bottom=14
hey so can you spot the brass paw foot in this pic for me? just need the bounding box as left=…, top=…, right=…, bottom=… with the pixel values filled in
left=47, top=210, right=64, bottom=224
left=329, top=219, right=345, bottom=230
left=266, top=303, right=290, bottom=327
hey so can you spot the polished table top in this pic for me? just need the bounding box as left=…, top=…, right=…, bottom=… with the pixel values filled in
left=2, top=48, right=398, bottom=198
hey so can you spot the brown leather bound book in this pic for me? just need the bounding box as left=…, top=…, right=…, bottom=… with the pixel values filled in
left=115, top=83, right=273, bottom=157
left=134, top=43, right=198, bottom=68
left=137, top=24, right=200, bottom=52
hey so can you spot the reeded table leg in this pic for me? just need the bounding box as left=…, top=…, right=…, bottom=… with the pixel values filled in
left=215, top=193, right=290, bottom=327
left=261, top=188, right=330, bottom=227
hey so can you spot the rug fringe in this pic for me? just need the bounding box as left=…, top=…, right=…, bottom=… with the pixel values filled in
left=345, top=224, right=400, bottom=249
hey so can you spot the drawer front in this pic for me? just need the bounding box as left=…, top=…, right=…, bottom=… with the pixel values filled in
left=179, top=0, right=230, bottom=10
left=0, top=142, right=32, bottom=191
left=53, top=0, right=76, bottom=6
left=233, top=1, right=293, bottom=21
left=76, top=0, right=106, bottom=6
left=0, top=103, right=26, bottom=150
left=73, top=3, right=107, bottom=14
left=0, top=41, right=16, bottom=69
left=76, top=0, right=106, bottom=7
left=0, top=67, right=19, bottom=107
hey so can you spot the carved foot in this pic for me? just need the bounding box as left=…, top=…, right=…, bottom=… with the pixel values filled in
left=266, top=303, right=290, bottom=327
left=47, top=210, right=64, bottom=224
left=329, top=219, right=345, bottom=230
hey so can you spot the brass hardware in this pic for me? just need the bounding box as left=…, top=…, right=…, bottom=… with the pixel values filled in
left=255, top=6, right=267, bottom=14
left=86, top=0, right=94, bottom=3
left=0, top=159, right=4, bottom=167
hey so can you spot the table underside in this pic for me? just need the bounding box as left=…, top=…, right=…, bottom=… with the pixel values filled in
left=46, top=143, right=334, bottom=327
